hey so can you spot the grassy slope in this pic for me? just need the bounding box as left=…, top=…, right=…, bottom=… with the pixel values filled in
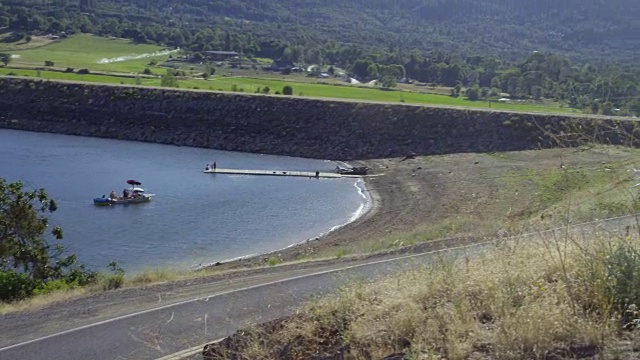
left=242, top=149, right=640, bottom=359
left=218, top=232, right=640, bottom=359
left=338, top=147, right=640, bottom=257
left=8, top=34, right=169, bottom=73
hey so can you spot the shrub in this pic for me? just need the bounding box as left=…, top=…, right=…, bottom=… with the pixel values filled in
left=0, top=270, right=39, bottom=302
left=44, top=60, right=54, bottom=67
left=33, top=278, right=76, bottom=296
left=605, top=243, right=640, bottom=311
left=142, top=67, right=153, bottom=75
left=64, top=67, right=74, bottom=73
left=282, top=85, right=293, bottom=95
left=101, top=261, right=125, bottom=291
left=77, top=69, right=90, bottom=74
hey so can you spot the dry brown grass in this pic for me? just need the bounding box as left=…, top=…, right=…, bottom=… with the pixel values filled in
left=0, top=287, right=89, bottom=315
left=213, top=226, right=640, bottom=359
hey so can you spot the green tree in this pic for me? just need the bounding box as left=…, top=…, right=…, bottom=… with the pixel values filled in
left=0, top=179, right=97, bottom=301
left=466, top=85, right=481, bottom=101
left=201, top=65, right=215, bottom=79
left=351, top=58, right=374, bottom=79
left=377, top=65, right=400, bottom=88
left=160, top=70, right=179, bottom=88
left=0, top=53, right=10, bottom=67
left=282, top=85, right=293, bottom=95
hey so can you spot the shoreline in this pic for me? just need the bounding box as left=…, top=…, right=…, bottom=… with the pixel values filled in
left=208, top=158, right=390, bottom=270
left=199, top=167, right=379, bottom=269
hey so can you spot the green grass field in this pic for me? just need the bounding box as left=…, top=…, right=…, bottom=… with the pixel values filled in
left=8, top=34, right=171, bottom=73
left=0, top=67, right=582, bottom=114
left=199, top=76, right=581, bottom=113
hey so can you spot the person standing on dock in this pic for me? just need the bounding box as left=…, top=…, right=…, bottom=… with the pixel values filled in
left=213, top=161, right=217, bottom=172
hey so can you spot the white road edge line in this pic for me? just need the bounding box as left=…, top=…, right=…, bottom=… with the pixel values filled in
left=154, top=338, right=224, bottom=360
left=0, top=213, right=634, bottom=354
left=0, top=241, right=489, bottom=353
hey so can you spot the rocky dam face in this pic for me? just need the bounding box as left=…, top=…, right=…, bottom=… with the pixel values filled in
left=0, top=78, right=637, bottom=160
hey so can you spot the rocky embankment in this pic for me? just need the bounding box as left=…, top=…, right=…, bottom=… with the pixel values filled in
left=0, top=78, right=637, bottom=160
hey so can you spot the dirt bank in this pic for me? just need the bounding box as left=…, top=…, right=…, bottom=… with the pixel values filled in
left=213, top=145, right=640, bottom=271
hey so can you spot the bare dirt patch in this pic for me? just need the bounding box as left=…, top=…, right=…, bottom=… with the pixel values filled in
left=0, top=32, right=58, bottom=51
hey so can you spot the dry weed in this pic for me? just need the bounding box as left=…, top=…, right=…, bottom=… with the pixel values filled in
left=223, top=230, right=640, bottom=359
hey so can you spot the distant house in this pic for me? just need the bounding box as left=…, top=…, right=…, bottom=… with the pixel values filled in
left=204, top=51, right=239, bottom=61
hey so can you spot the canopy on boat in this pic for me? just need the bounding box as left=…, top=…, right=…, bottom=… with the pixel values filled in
left=127, top=180, right=142, bottom=186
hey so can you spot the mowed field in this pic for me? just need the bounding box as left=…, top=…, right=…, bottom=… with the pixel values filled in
left=8, top=34, right=171, bottom=73
left=1, top=34, right=581, bottom=114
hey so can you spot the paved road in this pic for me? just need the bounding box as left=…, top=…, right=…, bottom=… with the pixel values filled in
left=0, top=246, right=471, bottom=360
left=0, top=215, right=634, bottom=360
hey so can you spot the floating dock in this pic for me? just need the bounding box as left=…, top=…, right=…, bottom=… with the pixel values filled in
left=203, top=168, right=360, bottom=178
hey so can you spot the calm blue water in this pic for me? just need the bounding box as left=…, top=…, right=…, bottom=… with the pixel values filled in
left=0, top=129, right=368, bottom=273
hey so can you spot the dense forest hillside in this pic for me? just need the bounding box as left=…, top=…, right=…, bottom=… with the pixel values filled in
left=2, top=0, right=640, bottom=64
left=1, top=0, right=640, bottom=115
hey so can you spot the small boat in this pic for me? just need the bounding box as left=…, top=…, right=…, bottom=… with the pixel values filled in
left=93, top=180, right=155, bottom=206
left=335, top=166, right=369, bottom=176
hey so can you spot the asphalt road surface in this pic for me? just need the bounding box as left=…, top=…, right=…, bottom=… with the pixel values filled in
left=0, top=246, right=471, bottom=360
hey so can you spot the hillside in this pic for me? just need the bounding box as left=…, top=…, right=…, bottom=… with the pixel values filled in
left=2, top=1, right=640, bottom=115
left=2, top=0, right=639, bottom=64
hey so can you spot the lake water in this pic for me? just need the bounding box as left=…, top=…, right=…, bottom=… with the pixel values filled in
left=0, top=129, right=369, bottom=273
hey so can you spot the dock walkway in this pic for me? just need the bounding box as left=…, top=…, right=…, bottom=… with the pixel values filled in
left=203, top=168, right=358, bottom=178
